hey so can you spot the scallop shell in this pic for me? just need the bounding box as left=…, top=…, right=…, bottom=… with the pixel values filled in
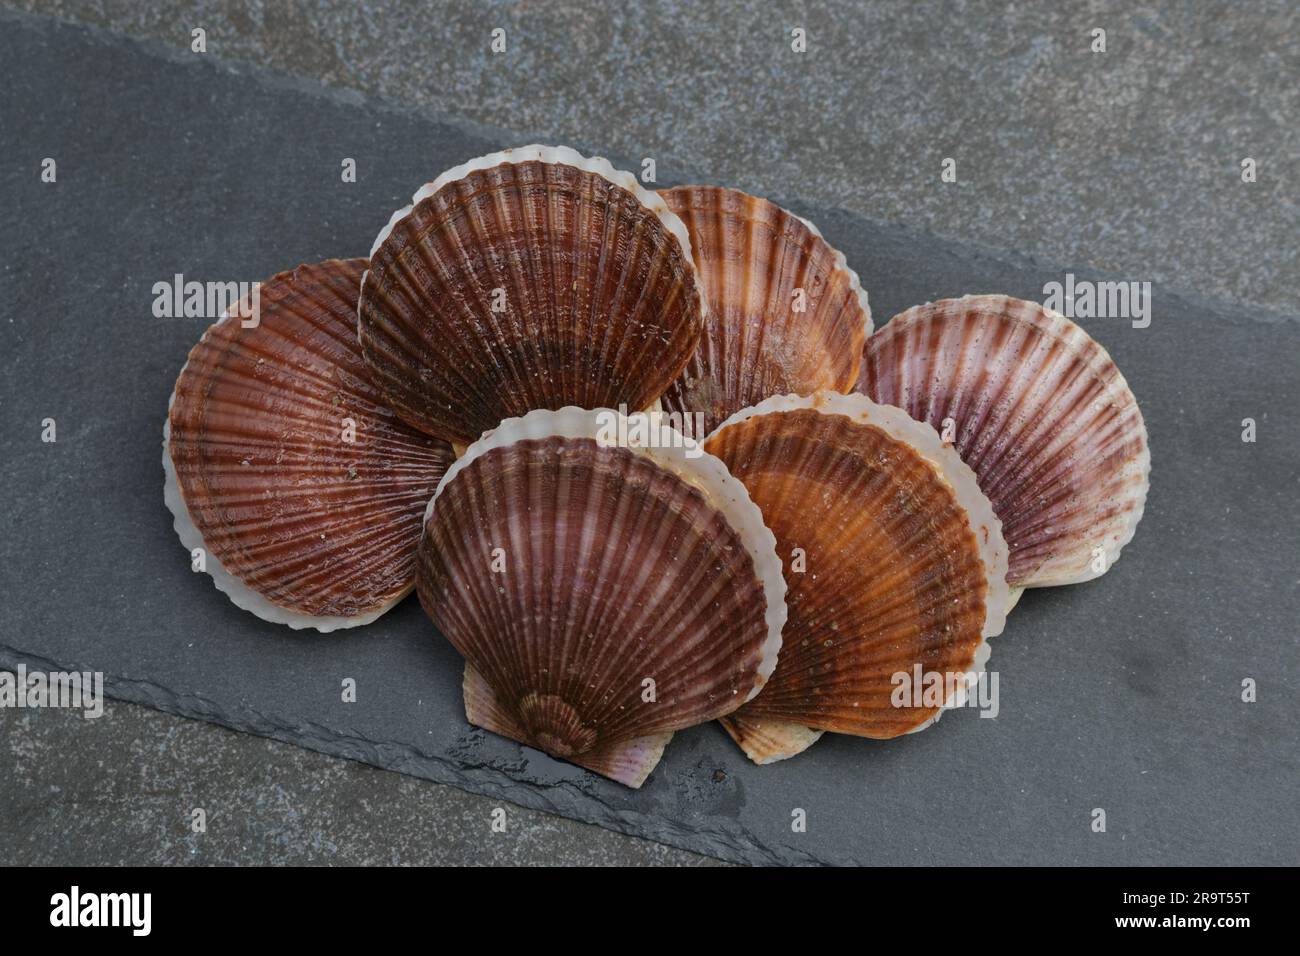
left=858, top=294, right=1150, bottom=589
left=415, top=407, right=787, bottom=787
left=164, top=258, right=454, bottom=630
left=358, top=145, right=705, bottom=446
left=703, top=392, right=1009, bottom=764
left=659, top=185, right=872, bottom=436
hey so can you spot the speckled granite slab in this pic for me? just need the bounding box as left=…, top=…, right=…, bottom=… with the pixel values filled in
left=2, top=12, right=1296, bottom=865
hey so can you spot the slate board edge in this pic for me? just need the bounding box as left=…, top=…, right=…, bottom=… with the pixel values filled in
left=0, top=641, right=831, bottom=866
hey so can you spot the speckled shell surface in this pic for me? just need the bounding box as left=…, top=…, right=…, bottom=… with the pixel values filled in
left=164, top=258, right=454, bottom=630
left=358, top=145, right=705, bottom=446
left=704, top=392, right=1008, bottom=763
left=858, top=294, right=1150, bottom=588
left=415, top=406, right=786, bottom=787
left=659, top=185, right=872, bottom=436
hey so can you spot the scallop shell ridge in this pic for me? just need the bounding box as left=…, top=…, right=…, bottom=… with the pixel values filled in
left=359, top=146, right=707, bottom=444
left=859, top=294, right=1150, bottom=588
left=368, top=144, right=695, bottom=265
left=417, top=406, right=786, bottom=786
left=659, top=185, right=873, bottom=435
left=164, top=258, right=453, bottom=631
left=706, top=391, right=1009, bottom=760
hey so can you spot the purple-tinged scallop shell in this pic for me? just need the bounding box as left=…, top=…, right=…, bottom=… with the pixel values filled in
left=415, top=407, right=786, bottom=786
left=858, top=294, right=1150, bottom=591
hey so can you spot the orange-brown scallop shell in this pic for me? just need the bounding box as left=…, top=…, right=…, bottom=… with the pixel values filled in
left=706, top=406, right=990, bottom=740
left=659, top=185, right=870, bottom=436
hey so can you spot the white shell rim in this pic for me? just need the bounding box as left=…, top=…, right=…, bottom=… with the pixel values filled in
left=424, top=406, right=787, bottom=700
left=368, top=144, right=693, bottom=263
left=790, top=210, right=873, bottom=340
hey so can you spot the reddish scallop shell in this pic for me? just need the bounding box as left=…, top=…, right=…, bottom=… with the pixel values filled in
left=858, top=294, right=1150, bottom=590
left=164, top=258, right=454, bottom=630
left=416, top=407, right=786, bottom=787
left=659, top=185, right=872, bottom=436
left=358, top=145, right=705, bottom=446
left=704, top=393, right=1009, bottom=764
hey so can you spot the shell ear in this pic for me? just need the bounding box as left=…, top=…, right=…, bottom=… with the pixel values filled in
left=463, top=663, right=673, bottom=790
left=164, top=258, right=453, bottom=630
left=358, top=146, right=705, bottom=446
left=719, top=713, right=824, bottom=765
left=660, top=185, right=872, bottom=435
left=860, top=294, right=1149, bottom=589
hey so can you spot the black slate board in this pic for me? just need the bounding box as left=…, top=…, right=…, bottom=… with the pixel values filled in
left=2, top=13, right=1296, bottom=866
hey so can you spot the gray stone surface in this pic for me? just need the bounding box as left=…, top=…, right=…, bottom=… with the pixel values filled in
left=1, top=9, right=1296, bottom=867
left=6, top=0, right=1298, bottom=316
left=0, top=703, right=720, bottom=865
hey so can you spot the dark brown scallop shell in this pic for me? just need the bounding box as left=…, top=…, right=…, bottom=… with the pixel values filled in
left=658, top=185, right=872, bottom=436
left=358, top=146, right=705, bottom=446
left=858, top=294, right=1150, bottom=589
left=704, top=393, right=1008, bottom=763
left=164, top=258, right=454, bottom=629
left=415, top=407, right=786, bottom=787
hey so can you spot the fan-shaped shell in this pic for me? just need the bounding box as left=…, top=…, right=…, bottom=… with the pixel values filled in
left=359, top=145, right=705, bottom=446
left=164, top=258, right=454, bottom=630
left=704, top=392, right=1009, bottom=764
left=659, top=185, right=872, bottom=436
left=858, top=294, right=1150, bottom=589
left=415, top=407, right=786, bottom=787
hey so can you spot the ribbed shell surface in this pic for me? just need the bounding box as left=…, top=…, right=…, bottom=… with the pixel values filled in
left=167, top=258, right=454, bottom=621
left=659, top=185, right=869, bottom=436
left=360, top=160, right=704, bottom=445
left=705, top=408, right=989, bottom=738
left=859, top=295, right=1149, bottom=587
left=416, top=435, right=775, bottom=777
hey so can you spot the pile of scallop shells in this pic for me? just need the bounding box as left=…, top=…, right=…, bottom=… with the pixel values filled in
left=164, top=145, right=1150, bottom=787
